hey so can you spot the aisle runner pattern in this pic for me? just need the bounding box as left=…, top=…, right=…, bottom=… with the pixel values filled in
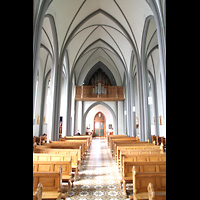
left=65, top=138, right=130, bottom=200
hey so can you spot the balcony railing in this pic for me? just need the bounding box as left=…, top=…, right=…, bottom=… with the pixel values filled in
left=75, top=86, right=125, bottom=101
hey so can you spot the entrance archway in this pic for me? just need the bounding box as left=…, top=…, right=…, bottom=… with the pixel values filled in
left=94, top=112, right=106, bottom=137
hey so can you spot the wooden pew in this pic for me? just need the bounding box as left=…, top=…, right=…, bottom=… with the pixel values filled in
left=115, top=143, right=159, bottom=164
left=35, top=143, right=82, bottom=163
left=147, top=183, right=166, bottom=200
left=119, top=147, right=164, bottom=170
left=33, top=147, right=80, bottom=169
left=33, top=161, right=72, bottom=193
left=33, top=149, right=79, bottom=182
left=108, top=135, right=130, bottom=149
left=120, top=152, right=165, bottom=173
left=56, top=139, right=89, bottom=152
left=33, top=153, right=72, bottom=162
left=130, top=166, right=166, bottom=200
left=112, top=141, right=151, bottom=160
left=107, top=135, right=128, bottom=146
left=44, top=142, right=85, bottom=160
left=60, top=135, right=92, bottom=148
left=109, top=137, right=139, bottom=152
left=122, top=161, right=166, bottom=196
left=33, top=166, right=67, bottom=200
left=33, top=183, right=43, bottom=200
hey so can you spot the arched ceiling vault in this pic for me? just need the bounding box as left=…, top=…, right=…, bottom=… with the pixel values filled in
left=42, top=0, right=153, bottom=85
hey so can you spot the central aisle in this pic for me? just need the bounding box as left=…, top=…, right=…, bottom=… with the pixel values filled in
left=66, top=137, right=128, bottom=200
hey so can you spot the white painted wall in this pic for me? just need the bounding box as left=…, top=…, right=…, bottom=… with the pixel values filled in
left=85, top=104, right=114, bottom=134
left=74, top=101, right=125, bottom=135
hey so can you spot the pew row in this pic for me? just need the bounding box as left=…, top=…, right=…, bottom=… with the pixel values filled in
left=109, top=137, right=139, bottom=152
left=59, top=135, right=92, bottom=148
left=33, top=160, right=72, bottom=193
left=34, top=145, right=81, bottom=169
left=42, top=142, right=85, bottom=160
left=113, top=141, right=151, bottom=161
left=106, top=134, right=128, bottom=145
left=33, top=152, right=78, bottom=184
left=122, top=161, right=166, bottom=196
left=33, top=166, right=69, bottom=200
left=119, top=149, right=164, bottom=170
left=129, top=166, right=166, bottom=200
left=116, top=145, right=162, bottom=165
left=50, top=139, right=89, bottom=153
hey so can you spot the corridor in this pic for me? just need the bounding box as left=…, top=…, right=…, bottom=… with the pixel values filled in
left=66, top=137, right=129, bottom=200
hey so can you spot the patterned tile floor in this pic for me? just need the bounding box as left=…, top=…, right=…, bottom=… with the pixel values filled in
left=64, top=137, right=130, bottom=200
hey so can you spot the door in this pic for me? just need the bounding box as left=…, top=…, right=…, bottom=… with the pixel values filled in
left=94, top=112, right=106, bottom=137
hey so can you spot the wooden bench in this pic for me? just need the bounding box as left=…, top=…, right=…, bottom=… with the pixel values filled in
left=120, top=153, right=166, bottom=173
left=112, top=141, right=151, bottom=160
left=34, top=147, right=80, bottom=168
left=33, top=152, right=79, bottom=183
left=115, top=143, right=160, bottom=164
left=43, top=142, right=85, bottom=160
left=33, top=160, right=72, bottom=193
left=107, top=135, right=129, bottom=146
left=54, top=139, right=89, bottom=152
left=60, top=135, right=92, bottom=148
left=33, top=166, right=67, bottom=200
left=108, top=136, right=133, bottom=149
left=33, top=160, right=72, bottom=181
left=33, top=183, right=43, bottom=200
left=122, top=161, right=166, bottom=196
left=130, top=166, right=166, bottom=200
left=109, top=137, right=139, bottom=152
left=147, top=183, right=166, bottom=200
left=34, top=144, right=82, bottom=167
left=119, top=148, right=164, bottom=170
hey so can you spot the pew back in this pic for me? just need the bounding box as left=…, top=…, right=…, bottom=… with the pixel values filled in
left=123, top=161, right=166, bottom=178
left=120, top=153, right=166, bottom=172
left=132, top=166, right=166, bottom=194
left=42, top=142, right=84, bottom=159
left=117, top=145, right=162, bottom=164
left=34, top=146, right=81, bottom=162
left=33, top=170, right=62, bottom=192
left=33, top=161, right=72, bottom=177
left=119, top=149, right=164, bottom=169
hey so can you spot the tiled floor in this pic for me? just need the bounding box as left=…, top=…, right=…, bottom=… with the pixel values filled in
left=65, top=137, right=130, bottom=200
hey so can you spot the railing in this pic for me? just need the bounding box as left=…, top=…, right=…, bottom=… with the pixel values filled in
left=75, top=86, right=125, bottom=101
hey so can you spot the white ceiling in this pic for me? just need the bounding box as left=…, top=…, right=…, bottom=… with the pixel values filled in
left=39, top=0, right=159, bottom=85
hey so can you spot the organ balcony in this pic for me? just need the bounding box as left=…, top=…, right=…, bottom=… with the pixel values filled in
left=75, top=85, right=125, bottom=101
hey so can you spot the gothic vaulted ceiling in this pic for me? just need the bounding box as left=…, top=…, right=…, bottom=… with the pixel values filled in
left=40, top=0, right=155, bottom=86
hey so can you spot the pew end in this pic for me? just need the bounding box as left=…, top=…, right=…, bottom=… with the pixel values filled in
left=147, top=182, right=166, bottom=200
left=33, top=183, right=43, bottom=200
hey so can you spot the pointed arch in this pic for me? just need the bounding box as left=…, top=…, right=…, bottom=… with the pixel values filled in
left=82, top=102, right=117, bottom=135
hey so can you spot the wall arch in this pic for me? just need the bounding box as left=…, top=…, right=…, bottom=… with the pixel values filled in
left=82, top=101, right=117, bottom=135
